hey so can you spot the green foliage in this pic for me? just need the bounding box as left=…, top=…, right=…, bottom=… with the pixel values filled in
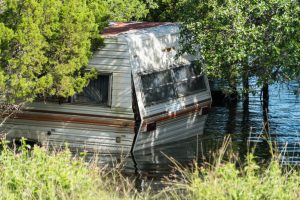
left=244, top=0, right=300, bottom=85
left=0, top=0, right=107, bottom=103
left=0, top=139, right=148, bottom=200
left=104, top=0, right=151, bottom=22
left=179, top=0, right=300, bottom=88
left=168, top=147, right=300, bottom=200
left=180, top=160, right=300, bottom=200
left=145, top=0, right=187, bottom=22
left=0, top=0, right=150, bottom=104
left=179, top=0, right=249, bottom=88
left=1, top=138, right=300, bottom=199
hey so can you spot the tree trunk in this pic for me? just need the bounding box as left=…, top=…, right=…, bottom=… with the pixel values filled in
left=242, top=68, right=249, bottom=105
left=262, top=83, right=269, bottom=133
left=229, top=82, right=238, bottom=103
left=225, top=101, right=237, bottom=135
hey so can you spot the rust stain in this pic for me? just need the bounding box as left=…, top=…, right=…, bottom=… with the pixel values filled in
left=143, top=101, right=211, bottom=126
left=14, top=113, right=135, bottom=129
left=24, top=109, right=134, bottom=120
left=102, top=22, right=173, bottom=36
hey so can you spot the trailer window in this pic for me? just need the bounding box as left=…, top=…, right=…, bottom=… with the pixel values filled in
left=173, top=64, right=206, bottom=96
left=73, top=74, right=111, bottom=106
left=35, top=74, right=112, bottom=106
left=141, top=70, right=176, bottom=106
left=140, top=62, right=206, bottom=106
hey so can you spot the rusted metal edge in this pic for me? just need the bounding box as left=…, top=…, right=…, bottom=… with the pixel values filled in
left=12, top=113, right=135, bottom=129
left=23, top=109, right=134, bottom=120
left=102, top=22, right=174, bottom=36
left=143, top=99, right=212, bottom=124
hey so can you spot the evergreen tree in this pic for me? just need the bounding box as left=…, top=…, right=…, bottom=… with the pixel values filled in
left=0, top=0, right=150, bottom=103
left=0, top=0, right=105, bottom=103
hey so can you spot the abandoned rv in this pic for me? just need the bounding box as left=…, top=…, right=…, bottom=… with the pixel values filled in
left=2, top=22, right=212, bottom=159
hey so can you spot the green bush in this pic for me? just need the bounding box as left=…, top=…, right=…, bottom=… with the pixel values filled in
left=0, top=139, right=144, bottom=200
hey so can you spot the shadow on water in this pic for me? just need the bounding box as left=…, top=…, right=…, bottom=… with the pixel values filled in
left=122, top=81, right=300, bottom=188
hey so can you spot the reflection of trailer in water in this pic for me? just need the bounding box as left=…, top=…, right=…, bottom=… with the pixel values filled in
left=2, top=22, right=212, bottom=160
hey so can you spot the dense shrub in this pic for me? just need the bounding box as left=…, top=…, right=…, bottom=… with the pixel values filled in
left=0, top=139, right=142, bottom=200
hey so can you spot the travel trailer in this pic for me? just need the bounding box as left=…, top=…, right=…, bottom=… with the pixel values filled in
left=1, top=22, right=212, bottom=160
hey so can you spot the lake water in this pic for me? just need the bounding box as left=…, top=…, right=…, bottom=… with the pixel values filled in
left=124, top=81, right=300, bottom=184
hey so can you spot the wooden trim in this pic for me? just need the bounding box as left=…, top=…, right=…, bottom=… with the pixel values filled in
left=14, top=113, right=135, bottom=129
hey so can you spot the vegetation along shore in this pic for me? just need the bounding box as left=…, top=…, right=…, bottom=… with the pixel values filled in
left=0, top=138, right=300, bottom=200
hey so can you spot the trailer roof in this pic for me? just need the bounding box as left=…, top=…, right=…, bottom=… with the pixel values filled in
left=102, top=22, right=174, bottom=36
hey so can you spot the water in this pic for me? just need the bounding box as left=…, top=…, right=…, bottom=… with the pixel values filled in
left=124, top=81, right=300, bottom=182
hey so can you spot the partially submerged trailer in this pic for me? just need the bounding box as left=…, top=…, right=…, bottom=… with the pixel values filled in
left=1, top=22, right=212, bottom=160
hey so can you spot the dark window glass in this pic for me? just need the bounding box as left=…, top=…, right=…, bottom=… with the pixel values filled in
left=173, top=63, right=201, bottom=80
left=176, top=75, right=206, bottom=96
left=173, top=64, right=206, bottom=96
left=173, top=65, right=188, bottom=81
left=141, top=70, right=176, bottom=106
left=140, top=62, right=207, bottom=106
left=141, top=70, right=173, bottom=89
left=73, top=75, right=110, bottom=105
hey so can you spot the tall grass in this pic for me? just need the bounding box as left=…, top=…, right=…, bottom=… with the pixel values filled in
left=0, top=138, right=151, bottom=200
left=165, top=137, right=300, bottom=200
left=1, top=137, right=300, bottom=200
